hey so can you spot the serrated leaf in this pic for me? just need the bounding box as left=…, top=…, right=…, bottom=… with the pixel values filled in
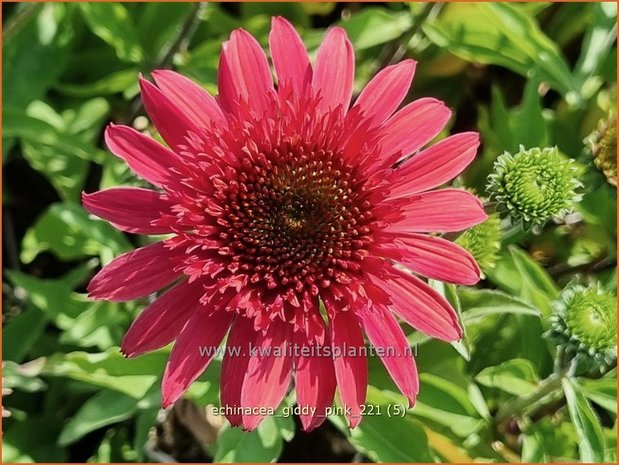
left=21, top=202, right=131, bottom=264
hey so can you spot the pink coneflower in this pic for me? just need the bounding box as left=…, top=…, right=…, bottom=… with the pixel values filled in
left=83, top=17, right=487, bottom=431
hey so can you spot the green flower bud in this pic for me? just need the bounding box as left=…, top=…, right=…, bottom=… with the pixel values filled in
left=585, top=111, right=617, bottom=187
left=487, top=147, right=581, bottom=228
left=456, top=213, right=501, bottom=273
left=547, top=283, right=617, bottom=370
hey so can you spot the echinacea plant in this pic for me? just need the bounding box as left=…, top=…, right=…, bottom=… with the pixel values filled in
left=83, top=17, right=487, bottom=431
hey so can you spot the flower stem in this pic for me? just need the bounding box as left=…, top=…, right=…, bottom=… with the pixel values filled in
left=495, top=373, right=564, bottom=423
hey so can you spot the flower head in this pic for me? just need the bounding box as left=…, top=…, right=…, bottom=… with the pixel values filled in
left=83, top=18, right=487, bottom=431
left=487, top=146, right=581, bottom=228
left=456, top=212, right=502, bottom=272
left=547, top=283, right=617, bottom=370
left=585, top=110, right=617, bottom=186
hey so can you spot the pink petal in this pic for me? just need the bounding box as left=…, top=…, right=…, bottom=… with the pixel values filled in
left=218, top=29, right=274, bottom=114
left=329, top=308, right=367, bottom=428
left=294, top=325, right=336, bottom=431
left=121, top=280, right=205, bottom=358
left=385, top=188, right=488, bottom=233
left=373, top=266, right=462, bottom=342
left=241, top=318, right=293, bottom=431
left=87, top=242, right=180, bottom=302
left=139, top=77, right=201, bottom=151
left=379, top=233, right=481, bottom=285
left=104, top=124, right=182, bottom=187
left=388, top=132, right=480, bottom=198
left=269, top=16, right=311, bottom=91
left=151, top=70, right=225, bottom=128
left=379, top=98, right=451, bottom=166
left=82, top=187, right=173, bottom=235
left=361, top=305, right=418, bottom=405
left=353, top=59, right=416, bottom=126
left=312, top=27, right=354, bottom=114
left=220, top=316, right=255, bottom=427
left=161, top=308, right=233, bottom=407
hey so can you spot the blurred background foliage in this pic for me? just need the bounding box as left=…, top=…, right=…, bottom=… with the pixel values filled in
left=2, top=2, right=617, bottom=463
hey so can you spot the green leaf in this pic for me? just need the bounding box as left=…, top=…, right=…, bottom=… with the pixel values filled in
left=522, top=426, right=547, bottom=462
left=134, top=407, right=160, bottom=461
left=42, top=348, right=166, bottom=398
left=562, top=377, right=606, bottom=462
left=2, top=416, right=68, bottom=462
left=58, top=389, right=139, bottom=446
left=78, top=3, right=144, bottom=63
left=424, top=3, right=578, bottom=96
left=339, top=8, right=411, bottom=50
left=136, top=3, right=194, bottom=62
left=574, top=3, right=617, bottom=83
left=331, top=386, right=433, bottom=462
left=512, top=75, right=549, bottom=149
left=577, top=377, right=617, bottom=413
left=510, top=245, right=558, bottom=295
left=413, top=374, right=484, bottom=437
left=214, top=416, right=284, bottom=463
left=56, top=68, right=139, bottom=98
left=475, top=359, right=540, bottom=396
left=2, top=305, right=48, bottom=363
left=3, top=106, right=107, bottom=162
left=3, top=3, right=72, bottom=110
left=21, top=202, right=131, bottom=264
left=458, top=288, right=541, bottom=323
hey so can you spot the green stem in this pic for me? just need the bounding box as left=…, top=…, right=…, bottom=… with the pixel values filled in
left=495, top=373, right=563, bottom=423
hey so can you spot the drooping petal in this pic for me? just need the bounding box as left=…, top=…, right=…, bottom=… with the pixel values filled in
left=82, top=187, right=173, bottom=234
left=241, top=318, right=294, bottom=431
left=121, top=280, right=205, bottom=357
left=378, top=98, right=451, bottom=166
left=87, top=242, right=180, bottom=302
left=388, top=132, right=480, bottom=198
left=161, top=308, right=233, bottom=407
left=376, top=233, right=481, bottom=285
left=360, top=305, right=418, bottom=405
left=139, top=77, right=202, bottom=151
left=312, top=27, right=354, bottom=114
left=329, top=307, right=367, bottom=428
left=373, top=266, right=462, bottom=342
left=294, top=324, right=336, bottom=431
left=218, top=29, right=274, bottom=115
left=104, top=124, right=183, bottom=187
left=269, top=16, right=312, bottom=91
left=385, top=188, right=488, bottom=233
left=220, top=316, right=255, bottom=427
left=151, top=70, right=226, bottom=128
left=353, top=59, right=416, bottom=126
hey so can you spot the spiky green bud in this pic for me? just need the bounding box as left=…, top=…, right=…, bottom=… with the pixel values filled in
left=456, top=213, right=501, bottom=272
left=547, top=283, right=617, bottom=370
left=585, top=111, right=617, bottom=187
left=487, top=147, right=581, bottom=228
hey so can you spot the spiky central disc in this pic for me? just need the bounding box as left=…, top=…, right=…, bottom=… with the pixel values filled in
left=218, top=145, right=374, bottom=293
